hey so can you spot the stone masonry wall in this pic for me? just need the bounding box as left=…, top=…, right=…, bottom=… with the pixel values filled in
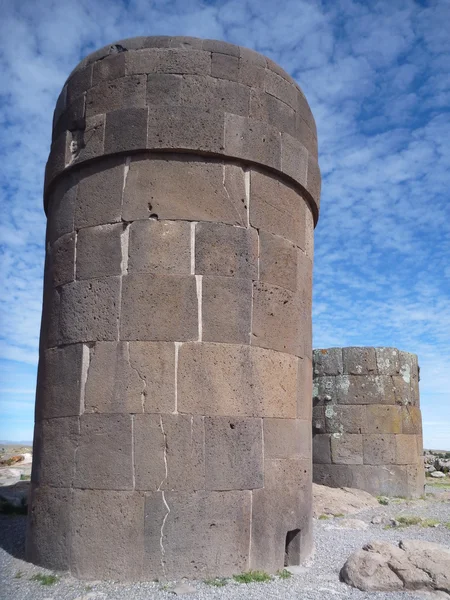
left=313, top=347, right=424, bottom=498
left=27, top=37, right=320, bottom=581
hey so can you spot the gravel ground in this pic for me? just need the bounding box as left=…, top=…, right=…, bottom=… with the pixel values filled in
left=1, top=485, right=449, bottom=600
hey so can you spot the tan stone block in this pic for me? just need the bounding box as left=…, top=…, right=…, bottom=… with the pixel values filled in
left=396, top=434, right=419, bottom=465
left=265, top=69, right=297, bottom=109
left=85, top=75, right=146, bottom=117
left=204, top=416, right=263, bottom=490
left=180, top=75, right=249, bottom=116
left=350, top=464, right=409, bottom=497
left=363, top=434, right=396, bottom=465
left=251, top=281, right=301, bottom=356
left=128, top=220, right=191, bottom=275
left=298, top=356, right=313, bottom=420
left=376, top=347, right=400, bottom=375
left=71, top=489, right=144, bottom=580
left=325, top=404, right=368, bottom=434
left=250, top=91, right=296, bottom=134
left=120, top=273, right=198, bottom=341
left=75, top=158, right=124, bottom=228
left=366, top=405, right=402, bottom=434
left=60, top=276, right=121, bottom=343
left=144, top=490, right=251, bottom=579
left=295, top=113, right=318, bottom=159
left=224, top=114, right=281, bottom=171
left=406, top=464, right=425, bottom=497
left=281, top=132, right=308, bottom=187
left=52, top=232, right=75, bottom=286
left=264, top=418, right=310, bottom=459
left=342, top=347, right=377, bottom=375
left=122, top=156, right=246, bottom=225
left=330, top=433, right=363, bottom=465
left=177, top=343, right=297, bottom=418
left=73, top=414, right=133, bottom=490
left=250, top=169, right=306, bottom=247
left=125, top=47, right=212, bottom=76
left=336, top=374, right=395, bottom=405
left=259, top=230, right=298, bottom=291
left=239, top=60, right=265, bottom=89
left=130, top=342, right=176, bottom=413
left=76, top=223, right=124, bottom=280
left=32, top=418, right=78, bottom=487
left=195, top=222, right=258, bottom=278
left=313, top=434, right=331, bottom=464
left=202, top=276, right=252, bottom=344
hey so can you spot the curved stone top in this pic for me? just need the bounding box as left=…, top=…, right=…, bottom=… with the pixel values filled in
left=313, top=347, right=419, bottom=378
left=46, top=36, right=320, bottom=222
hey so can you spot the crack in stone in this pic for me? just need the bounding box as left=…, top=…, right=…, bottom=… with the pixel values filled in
left=157, top=415, right=170, bottom=578
left=223, top=164, right=244, bottom=225
left=126, top=342, right=146, bottom=413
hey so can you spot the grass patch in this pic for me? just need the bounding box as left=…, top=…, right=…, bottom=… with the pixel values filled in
left=233, top=570, right=272, bottom=583
left=0, top=497, right=27, bottom=515
left=396, top=515, right=422, bottom=526
left=386, top=515, right=441, bottom=529
left=204, top=577, right=228, bottom=587
left=277, top=569, right=292, bottom=579
left=421, top=518, right=440, bottom=527
left=14, top=571, right=23, bottom=579
left=445, top=522, right=450, bottom=529
left=377, top=496, right=389, bottom=505
left=318, top=514, right=330, bottom=520
left=31, top=573, right=59, bottom=586
left=334, top=513, right=345, bottom=517
left=20, top=474, right=31, bottom=481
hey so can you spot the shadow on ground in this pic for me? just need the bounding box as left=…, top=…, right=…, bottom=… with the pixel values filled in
left=0, top=481, right=29, bottom=560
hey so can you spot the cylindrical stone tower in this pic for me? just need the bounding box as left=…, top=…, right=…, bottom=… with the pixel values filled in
left=313, top=347, right=424, bottom=498
left=27, top=37, right=321, bottom=580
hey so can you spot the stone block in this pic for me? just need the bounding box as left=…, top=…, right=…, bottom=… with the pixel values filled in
left=59, top=276, right=121, bottom=343
left=296, top=91, right=317, bottom=137
left=35, top=344, right=84, bottom=419
left=297, top=356, right=313, bottom=421
left=204, top=416, right=263, bottom=491
left=401, top=406, right=422, bottom=434
left=104, top=107, right=148, bottom=153
left=45, top=174, right=77, bottom=243
left=179, top=76, right=249, bottom=116
left=73, top=114, right=105, bottom=164
left=44, top=132, right=68, bottom=189
left=313, top=434, right=331, bottom=464
left=251, top=281, right=301, bottom=356
left=239, top=46, right=267, bottom=67
left=350, top=464, right=409, bottom=497
left=325, top=404, right=368, bottom=434
left=147, top=106, right=224, bottom=154
left=406, top=464, right=425, bottom=497
left=147, top=73, right=182, bottom=105
left=76, top=223, right=124, bottom=279
left=75, top=158, right=124, bottom=228
left=52, top=232, right=75, bottom=287
left=224, top=114, right=281, bottom=171
left=92, top=52, right=126, bottom=86
left=264, top=418, right=310, bottom=459
left=336, top=374, right=395, bottom=405
left=304, top=204, right=314, bottom=259
left=376, top=347, right=400, bottom=375
left=195, top=221, right=258, bottom=278
left=120, top=273, right=198, bottom=341
left=306, top=154, right=321, bottom=209
left=313, top=463, right=354, bottom=488
left=363, top=434, right=396, bottom=465
left=258, top=230, right=298, bottom=291
left=39, top=284, right=61, bottom=350
left=239, top=60, right=265, bottom=89
left=396, top=434, right=419, bottom=465
left=125, top=48, right=211, bottom=76
left=250, top=91, right=295, bottom=133
left=393, top=374, right=413, bottom=405
left=177, top=343, right=297, bottom=418
left=85, top=75, right=146, bottom=117
left=32, top=417, right=78, bottom=487
left=295, top=114, right=318, bottom=159
left=134, top=414, right=205, bottom=491
left=265, top=69, right=297, bottom=110
left=312, top=375, right=336, bottom=405
left=342, top=347, right=377, bottom=375
left=71, top=489, right=144, bottom=580
left=144, top=490, right=251, bottom=579
left=73, top=414, right=133, bottom=490
left=202, top=276, right=252, bottom=344
left=330, top=433, right=363, bottom=465
left=250, top=169, right=305, bottom=247
left=211, top=52, right=239, bottom=81
left=128, top=219, right=191, bottom=275
left=122, top=156, right=247, bottom=225
left=281, top=133, right=308, bottom=187
left=66, top=64, right=92, bottom=106
left=53, top=95, right=86, bottom=140
left=52, top=85, right=67, bottom=131
left=203, top=39, right=240, bottom=56
left=366, top=405, right=402, bottom=434
left=26, top=485, right=71, bottom=571
left=312, top=406, right=325, bottom=433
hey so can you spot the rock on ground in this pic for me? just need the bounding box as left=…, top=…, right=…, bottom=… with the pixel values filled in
left=313, top=483, right=379, bottom=517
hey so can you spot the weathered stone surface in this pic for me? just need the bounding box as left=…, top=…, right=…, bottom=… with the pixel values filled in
left=52, top=232, right=75, bottom=286
left=76, top=223, right=124, bottom=279
left=313, top=348, right=343, bottom=376
left=211, top=52, right=239, bottom=81
left=331, top=434, right=364, bottom=465
left=395, top=434, right=419, bottom=465
left=46, top=174, right=77, bottom=243
left=375, top=347, right=400, bottom=375
left=366, top=405, right=402, bottom=434
left=225, top=115, right=281, bottom=171
left=312, top=483, right=379, bottom=518
left=313, top=434, right=331, bottom=464
left=264, top=418, right=310, bottom=459
left=336, top=374, right=395, bottom=405
left=297, top=356, right=313, bottom=421
left=363, top=434, right=396, bottom=465
left=85, top=75, right=146, bottom=117
left=104, top=107, right=148, bottom=153
left=259, top=231, right=298, bottom=291
left=120, top=273, right=198, bottom=341
left=31, top=417, right=78, bottom=487
left=343, top=347, right=377, bottom=375
left=325, top=404, right=368, bottom=434
left=180, top=75, right=249, bottom=116
left=125, top=48, right=212, bottom=76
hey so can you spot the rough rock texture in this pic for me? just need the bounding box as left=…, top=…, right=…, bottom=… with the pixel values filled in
left=313, top=347, right=424, bottom=498
left=312, top=483, right=379, bottom=517
left=27, top=37, right=320, bottom=581
left=340, top=539, right=450, bottom=593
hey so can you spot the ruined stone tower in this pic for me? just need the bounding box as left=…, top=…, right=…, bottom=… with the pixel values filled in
left=313, top=347, right=424, bottom=497
left=27, top=37, right=321, bottom=580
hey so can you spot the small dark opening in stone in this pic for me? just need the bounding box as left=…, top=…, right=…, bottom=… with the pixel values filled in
left=284, top=528, right=301, bottom=566
left=229, top=423, right=235, bottom=429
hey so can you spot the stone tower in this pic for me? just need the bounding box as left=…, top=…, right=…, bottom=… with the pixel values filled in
left=313, top=347, right=424, bottom=497
left=27, top=36, right=321, bottom=581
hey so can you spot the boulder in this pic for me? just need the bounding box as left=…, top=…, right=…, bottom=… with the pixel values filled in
left=430, top=471, right=446, bottom=478
left=313, top=483, right=378, bottom=517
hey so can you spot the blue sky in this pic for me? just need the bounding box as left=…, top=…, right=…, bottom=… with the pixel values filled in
left=0, top=0, right=449, bottom=449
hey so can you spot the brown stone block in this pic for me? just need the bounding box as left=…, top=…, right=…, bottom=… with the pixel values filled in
left=264, top=418, right=310, bottom=459
left=363, top=434, right=396, bottom=465
left=144, top=490, right=251, bottom=579
left=325, top=404, right=368, bottom=434
left=75, top=158, right=124, bottom=228
left=297, top=356, right=312, bottom=421
left=350, top=464, right=409, bottom=497
left=39, top=284, right=61, bottom=350
left=295, top=114, right=318, bottom=159
left=44, top=131, right=68, bottom=189
left=130, top=342, right=176, bottom=413
left=71, top=489, right=144, bottom=580
left=259, top=231, right=298, bottom=291
left=60, top=276, right=120, bottom=343
left=53, top=94, right=86, bottom=140
left=265, top=69, right=297, bottom=110
left=202, top=276, right=252, bottom=344
left=85, top=75, right=146, bottom=117
left=224, top=114, right=281, bottom=171
left=250, top=169, right=305, bottom=247
left=313, top=434, right=331, bottom=464
left=330, top=433, right=363, bottom=465
left=204, top=416, right=263, bottom=490
left=239, top=60, right=265, bottom=89
left=211, top=53, right=239, bottom=81
left=76, top=223, right=124, bottom=280
left=396, top=434, right=419, bottom=465
left=35, top=344, right=84, bottom=419
left=134, top=414, right=204, bottom=492
left=45, top=174, right=77, bottom=243
left=177, top=343, right=297, bottom=418
left=306, top=154, right=321, bottom=209
left=32, top=417, right=78, bottom=487
left=92, top=52, right=126, bottom=86
left=51, top=232, right=75, bottom=287
left=296, top=91, right=317, bottom=137
left=366, top=405, right=402, bottom=434
left=73, top=114, right=105, bottom=164
left=195, top=222, right=257, bottom=278
left=52, top=85, right=67, bottom=131
left=74, top=414, right=133, bottom=490
left=406, top=464, right=425, bottom=497
left=251, top=281, right=301, bottom=356
left=336, top=374, right=395, bottom=405
left=342, top=347, right=377, bottom=375
left=281, top=133, right=308, bottom=187
left=376, top=347, right=400, bottom=375
left=66, top=64, right=92, bottom=106
left=203, top=39, right=240, bottom=56
left=125, top=48, right=212, bottom=76
left=250, top=91, right=296, bottom=134
left=304, top=204, right=314, bottom=259
left=123, top=156, right=246, bottom=225
left=180, top=75, right=249, bottom=116
left=239, top=46, right=267, bottom=67
left=26, top=485, right=71, bottom=571
left=313, top=463, right=354, bottom=488
left=104, top=107, right=148, bottom=153
left=120, top=273, right=198, bottom=341
left=128, top=219, right=191, bottom=275
left=147, top=106, right=224, bottom=154
left=147, top=73, right=182, bottom=106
